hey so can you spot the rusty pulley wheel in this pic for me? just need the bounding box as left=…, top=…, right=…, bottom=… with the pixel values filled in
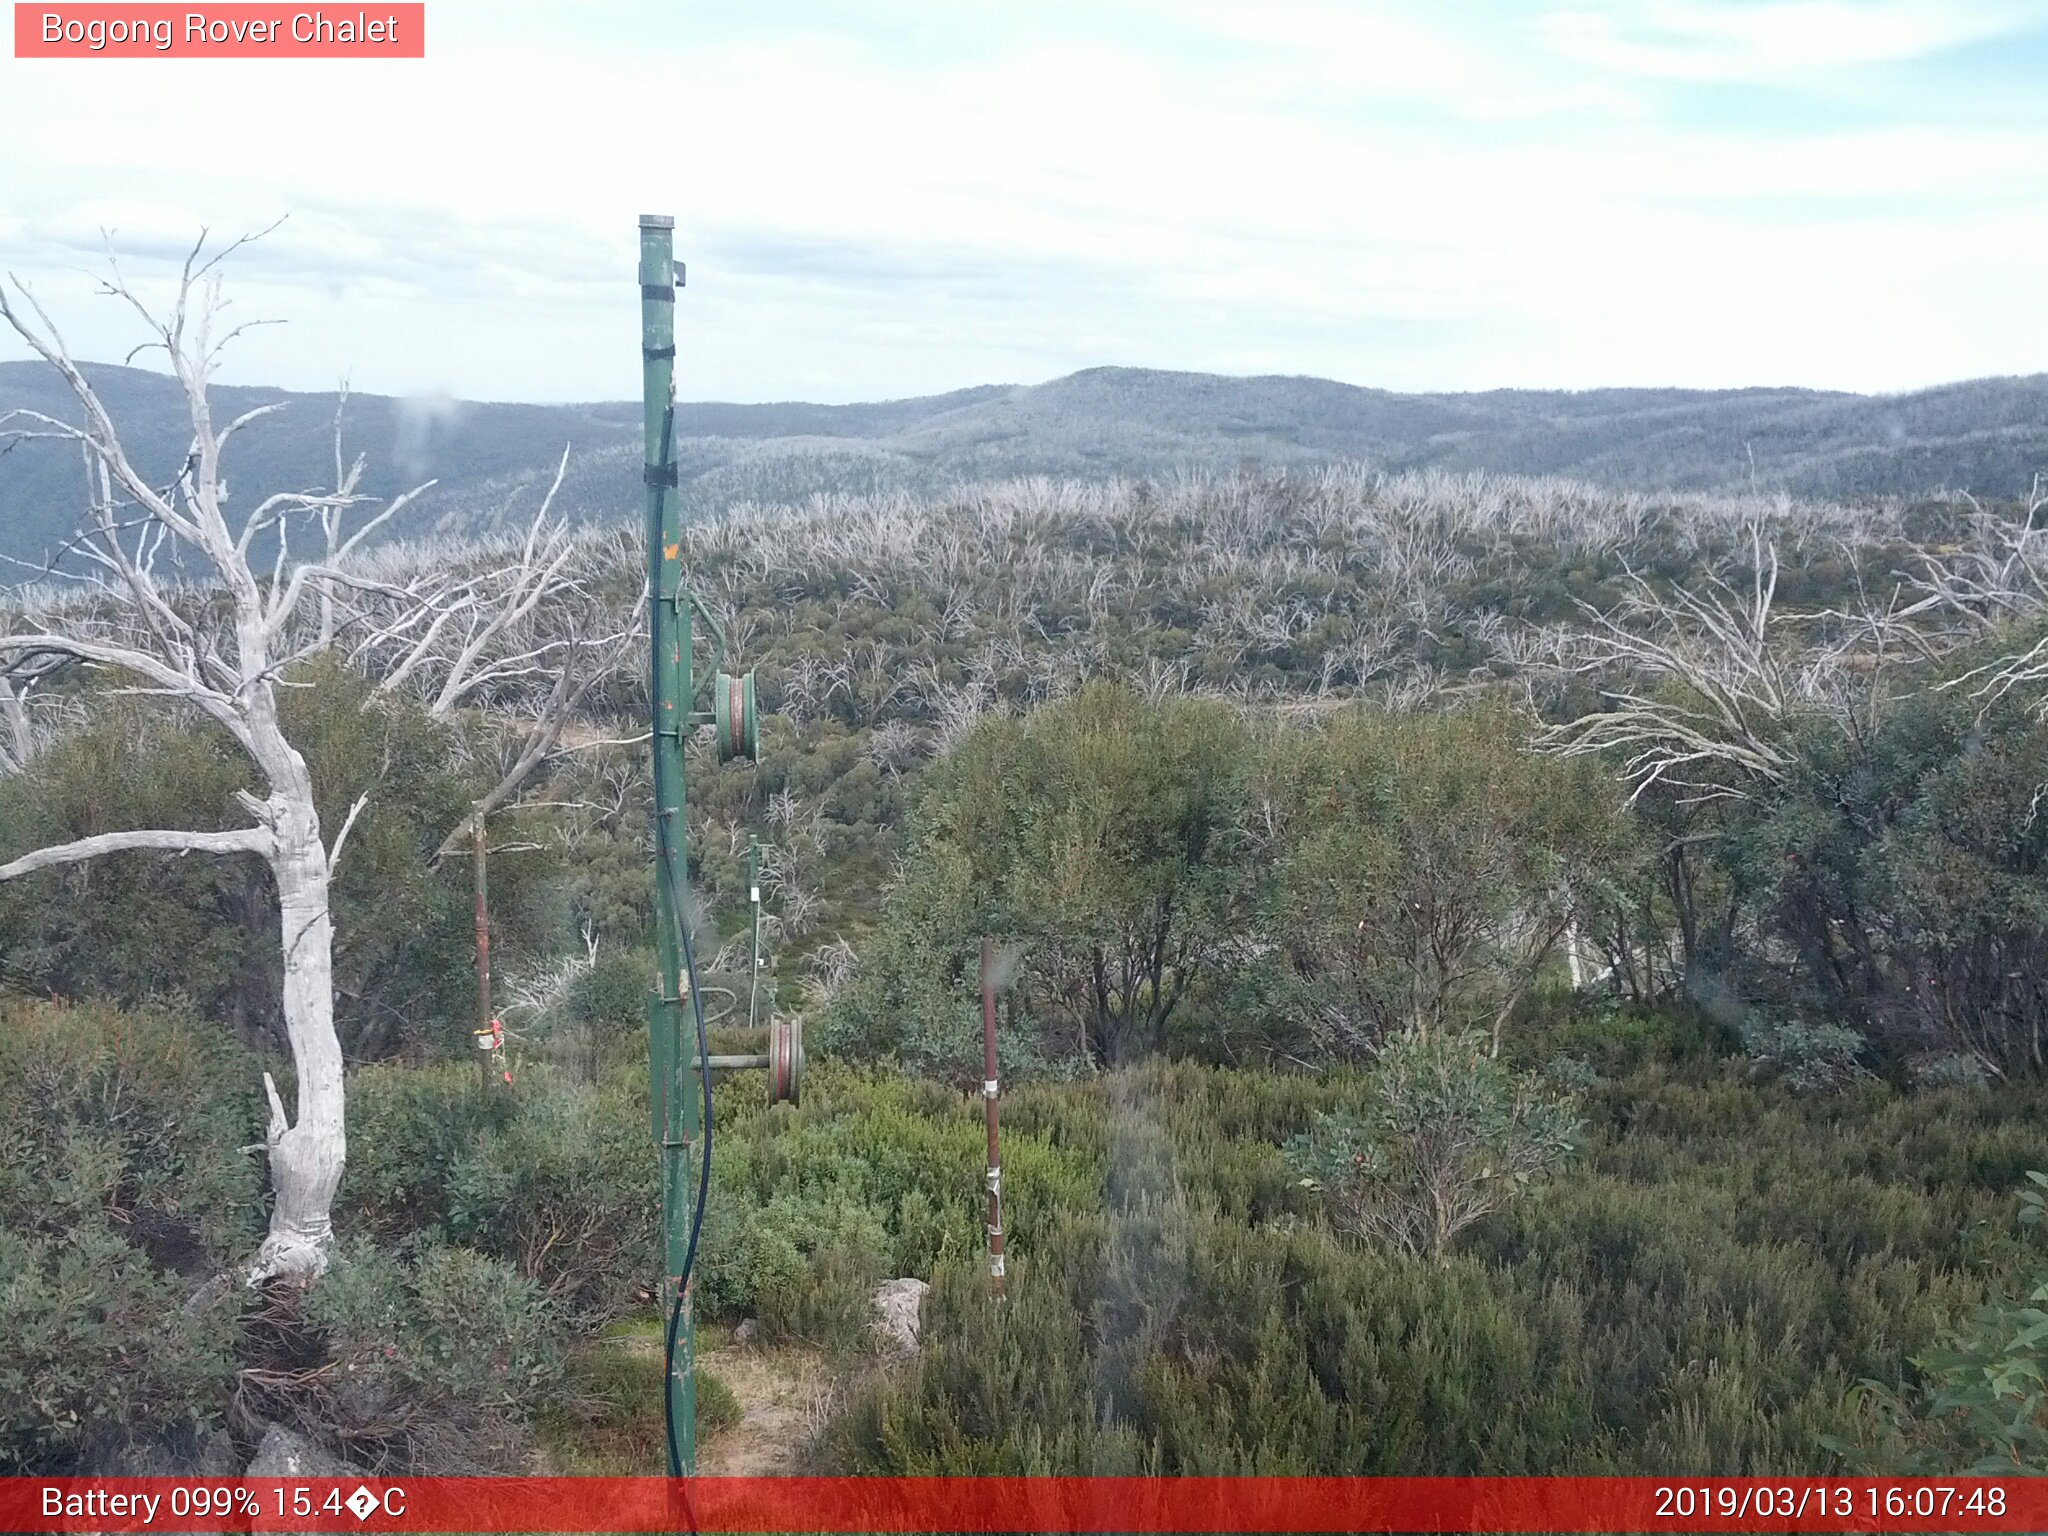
left=713, top=670, right=760, bottom=764
left=766, top=1016, right=803, bottom=1106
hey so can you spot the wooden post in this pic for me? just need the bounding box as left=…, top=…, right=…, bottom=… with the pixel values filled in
left=982, top=937, right=1006, bottom=1302
left=472, top=807, right=493, bottom=1091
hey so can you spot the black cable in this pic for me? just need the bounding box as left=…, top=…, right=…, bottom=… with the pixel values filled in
left=649, top=384, right=713, bottom=1481
left=657, top=806, right=714, bottom=1480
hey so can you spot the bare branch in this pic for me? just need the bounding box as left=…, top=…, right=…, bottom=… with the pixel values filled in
left=0, top=825, right=273, bottom=882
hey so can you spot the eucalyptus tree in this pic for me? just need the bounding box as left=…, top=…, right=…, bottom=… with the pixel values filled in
left=0, top=238, right=610, bottom=1280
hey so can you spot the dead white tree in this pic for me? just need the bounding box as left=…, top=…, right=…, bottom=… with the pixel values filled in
left=1900, top=484, right=2048, bottom=712
left=0, top=651, right=80, bottom=774
left=349, top=467, right=639, bottom=857
left=313, top=382, right=435, bottom=646
left=1537, top=532, right=1816, bottom=803
left=0, top=238, right=432, bottom=1283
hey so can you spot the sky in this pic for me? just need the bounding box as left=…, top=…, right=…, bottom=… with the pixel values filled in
left=4, top=0, right=2048, bottom=403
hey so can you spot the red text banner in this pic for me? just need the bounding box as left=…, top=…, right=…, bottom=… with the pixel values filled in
left=14, top=5, right=425, bottom=57
left=0, top=1476, right=2040, bottom=1533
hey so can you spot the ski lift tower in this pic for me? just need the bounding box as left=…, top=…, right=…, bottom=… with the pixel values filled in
left=639, top=214, right=765, bottom=1477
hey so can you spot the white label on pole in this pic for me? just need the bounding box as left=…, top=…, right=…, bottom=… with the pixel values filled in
left=987, top=1167, right=1001, bottom=1193
left=983, top=1078, right=999, bottom=1097
left=750, top=886, right=760, bottom=904
left=990, top=1255, right=1005, bottom=1277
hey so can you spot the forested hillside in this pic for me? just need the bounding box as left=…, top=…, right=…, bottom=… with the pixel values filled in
left=10, top=359, right=2048, bottom=576
left=4, top=462, right=2046, bottom=1480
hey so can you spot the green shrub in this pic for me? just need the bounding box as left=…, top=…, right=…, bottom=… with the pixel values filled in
left=342, top=1062, right=657, bottom=1325
left=697, top=1366, right=743, bottom=1438
left=443, top=1066, right=659, bottom=1325
left=1285, top=1031, right=1582, bottom=1258
left=1828, top=1174, right=2048, bottom=1474
left=301, top=1239, right=567, bottom=1473
left=1262, top=703, right=1641, bottom=1056
left=570, top=947, right=653, bottom=1038
left=0, top=668, right=559, bottom=1063
left=0, top=1225, right=240, bottom=1474
left=825, top=1053, right=2043, bottom=1475
left=1533, top=1000, right=1734, bottom=1076
left=695, top=1063, right=1096, bottom=1335
left=1740, top=1016, right=1869, bottom=1094
left=1910, top=1054, right=1992, bottom=1092
left=339, top=1062, right=516, bottom=1240
left=0, top=998, right=264, bottom=1265
left=0, top=999, right=257, bottom=1473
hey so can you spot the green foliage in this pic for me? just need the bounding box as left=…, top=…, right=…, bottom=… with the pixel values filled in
left=338, top=1062, right=516, bottom=1239
left=1740, top=1016, right=1870, bottom=1093
left=0, top=663, right=561, bottom=1062
left=696, top=1365, right=744, bottom=1437
left=1285, top=1031, right=1582, bottom=1257
left=340, top=1061, right=657, bottom=1326
left=830, top=684, right=1257, bottom=1074
left=831, top=692, right=1639, bottom=1076
left=699, top=1064, right=1095, bottom=1350
left=1828, top=1174, right=2048, bottom=1474
left=826, top=1047, right=2046, bottom=1475
left=1718, top=679, right=2048, bottom=1079
left=1261, top=704, right=1641, bottom=1056
left=571, top=947, right=653, bottom=1037
left=0, top=1225, right=240, bottom=1474
left=302, top=1238, right=567, bottom=1473
left=0, top=705, right=253, bottom=1020
left=0, top=998, right=264, bottom=1263
left=536, top=1333, right=666, bottom=1473
left=0, top=999, right=251, bottom=1473
left=444, top=1066, right=659, bottom=1325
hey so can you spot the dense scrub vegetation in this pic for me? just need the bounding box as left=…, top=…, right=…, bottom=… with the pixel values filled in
left=4, top=465, right=2047, bottom=1475
left=829, top=1044, right=2044, bottom=1475
left=7, top=991, right=2042, bottom=1475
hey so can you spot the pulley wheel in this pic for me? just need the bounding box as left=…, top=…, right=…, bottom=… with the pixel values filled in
left=767, top=1016, right=803, bottom=1106
left=713, top=669, right=761, bottom=763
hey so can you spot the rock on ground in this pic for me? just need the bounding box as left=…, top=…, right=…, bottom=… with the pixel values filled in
left=871, top=1277, right=929, bottom=1353
left=246, top=1423, right=362, bottom=1477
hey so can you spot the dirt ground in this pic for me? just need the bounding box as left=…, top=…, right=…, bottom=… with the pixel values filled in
left=696, top=1341, right=835, bottom=1475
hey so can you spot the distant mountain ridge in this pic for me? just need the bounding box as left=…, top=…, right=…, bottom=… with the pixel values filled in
left=4, top=361, right=2046, bottom=573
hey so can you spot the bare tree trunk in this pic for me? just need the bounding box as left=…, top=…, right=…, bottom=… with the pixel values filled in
left=0, top=236, right=580, bottom=1289
left=253, top=818, right=346, bottom=1280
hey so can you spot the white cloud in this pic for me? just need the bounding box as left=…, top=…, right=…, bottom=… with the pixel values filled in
left=1541, top=0, right=2035, bottom=82
left=0, top=0, right=2043, bottom=400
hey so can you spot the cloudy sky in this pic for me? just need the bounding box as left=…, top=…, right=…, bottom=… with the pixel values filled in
left=4, top=0, right=2047, bottom=403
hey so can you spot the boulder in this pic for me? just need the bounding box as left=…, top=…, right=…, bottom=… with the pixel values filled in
left=871, top=1277, right=929, bottom=1353
left=246, top=1423, right=362, bottom=1478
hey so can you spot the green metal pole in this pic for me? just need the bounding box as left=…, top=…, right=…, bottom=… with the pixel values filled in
left=640, top=213, right=699, bottom=1476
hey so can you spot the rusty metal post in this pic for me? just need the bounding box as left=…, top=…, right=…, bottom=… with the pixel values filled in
left=981, top=937, right=1005, bottom=1301
left=472, top=807, right=493, bottom=1091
